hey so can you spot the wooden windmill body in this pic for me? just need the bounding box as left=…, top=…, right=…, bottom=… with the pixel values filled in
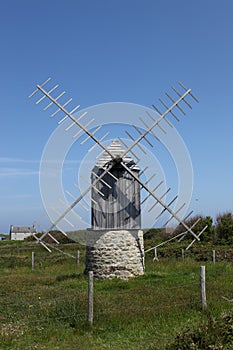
left=91, top=140, right=141, bottom=230
left=86, top=140, right=144, bottom=279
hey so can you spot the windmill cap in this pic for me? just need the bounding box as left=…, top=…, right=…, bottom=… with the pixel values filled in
left=95, top=140, right=140, bottom=170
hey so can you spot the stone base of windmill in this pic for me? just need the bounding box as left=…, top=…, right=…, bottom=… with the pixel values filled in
left=85, top=229, right=144, bottom=280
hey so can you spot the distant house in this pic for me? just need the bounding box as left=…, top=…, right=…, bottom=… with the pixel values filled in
left=9, top=225, right=37, bottom=241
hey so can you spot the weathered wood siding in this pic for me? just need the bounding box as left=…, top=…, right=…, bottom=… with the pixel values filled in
left=91, top=165, right=141, bottom=230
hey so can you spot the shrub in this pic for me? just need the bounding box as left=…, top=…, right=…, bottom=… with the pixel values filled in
left=143, top=228, right=163, bottom=240
left=165, top=310, right=233, bottom=349
left=215, top=212, right=233, bottom=244
left=174, top=215, right=215, bottom=242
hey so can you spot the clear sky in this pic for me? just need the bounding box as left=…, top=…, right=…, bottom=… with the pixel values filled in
left=1, top=0, right=233, bottom=233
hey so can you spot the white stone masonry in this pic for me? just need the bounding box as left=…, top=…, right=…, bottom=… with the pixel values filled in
left=85, top=230, right=144, bottom=279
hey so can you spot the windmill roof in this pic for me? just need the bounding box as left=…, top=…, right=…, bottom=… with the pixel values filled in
left=95, top=140, right=140, bottom=170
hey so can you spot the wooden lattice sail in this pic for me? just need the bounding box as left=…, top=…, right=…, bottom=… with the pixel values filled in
left=29, top=78, right=206, bottom=260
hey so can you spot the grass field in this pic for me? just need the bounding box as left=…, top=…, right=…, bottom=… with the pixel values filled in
left=0, top=240, right=233, bottom=349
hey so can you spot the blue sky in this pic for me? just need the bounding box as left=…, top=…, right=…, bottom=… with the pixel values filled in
left=1, top=0, right=233, bottom=233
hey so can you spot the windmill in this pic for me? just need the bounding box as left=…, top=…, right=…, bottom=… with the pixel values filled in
left=29, top=78, right=205, bottom=278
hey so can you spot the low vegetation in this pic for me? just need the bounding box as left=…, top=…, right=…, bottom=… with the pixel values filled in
left=166, top=309, right=233, bottom=349
left=0, top=234, right=233, bottom=349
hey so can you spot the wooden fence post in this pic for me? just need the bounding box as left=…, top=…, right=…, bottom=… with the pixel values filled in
left=212, top=250, right=216, bottom=263
left=182, top=249, right=185, bottom=260
left=88, top=271, right=94, bottom=325
left=31, top=251, right=35, bottom=271
left=200, top=265, right=207, bottom=310
left=77, top=250, right=80, bottom=266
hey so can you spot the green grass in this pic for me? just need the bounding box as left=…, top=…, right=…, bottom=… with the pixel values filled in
left=0, top=242, right=233, bottom=349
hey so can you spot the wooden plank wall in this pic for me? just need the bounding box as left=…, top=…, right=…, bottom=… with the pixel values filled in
left=91, top=166, right=141, bottom=230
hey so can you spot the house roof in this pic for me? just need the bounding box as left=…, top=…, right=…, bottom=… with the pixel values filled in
left=95, top=140, right=140, bottom=170
left=10, top=225, right=36, bottom=234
